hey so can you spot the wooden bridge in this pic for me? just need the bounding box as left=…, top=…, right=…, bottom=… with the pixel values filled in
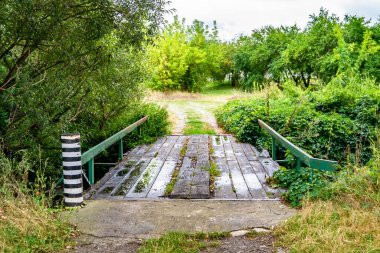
left=60, top=117, right=336, bottom=206
left=86, top=134, right=281, bottom=200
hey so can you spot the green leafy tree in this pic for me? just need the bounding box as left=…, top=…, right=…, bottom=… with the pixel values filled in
left=148, top=17, right=228, bottom=91
left=0, top=0, right=168, bottom=171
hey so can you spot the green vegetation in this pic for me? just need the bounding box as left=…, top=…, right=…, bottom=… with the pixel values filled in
left=215, top=9, right=379, bottom=209
left=233, top=8, right=380, bottom=90
left=164, top=169, right=179, bottom=196
left=0, top=152, right=74, bottom=252
left=137, top=231, right=230, bottom=253
left=147, top=17, right=233, bottom=92
left=0, top=1, right=169, bottom=251
left=205, top=161, right=221, bottom=194
left=183, top=111, right=216, bottom=135
left=275, top=149, right=380, bottom=252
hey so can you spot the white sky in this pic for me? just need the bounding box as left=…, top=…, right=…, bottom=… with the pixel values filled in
left=165, top=0, right=380, bottom=41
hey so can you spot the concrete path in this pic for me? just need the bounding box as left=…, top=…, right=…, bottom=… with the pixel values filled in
left=66, top=199, right=296, bottom=252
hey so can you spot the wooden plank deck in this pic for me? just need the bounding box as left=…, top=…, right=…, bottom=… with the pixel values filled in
left=88, top=135, right=281, bottom=200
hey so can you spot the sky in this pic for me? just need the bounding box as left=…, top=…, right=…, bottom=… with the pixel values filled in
left=165, top=0, right=380, bottom=41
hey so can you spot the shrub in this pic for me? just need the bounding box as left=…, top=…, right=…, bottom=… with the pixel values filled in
left=216, top=81, right=379, bottom=206
left=216, top=82, right=379, bottom=164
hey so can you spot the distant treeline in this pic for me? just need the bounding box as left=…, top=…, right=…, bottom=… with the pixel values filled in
left=148, top=8, right=380, bottom=91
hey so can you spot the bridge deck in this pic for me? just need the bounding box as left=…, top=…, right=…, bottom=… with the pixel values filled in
left=87, top=135, right=281, bottom=200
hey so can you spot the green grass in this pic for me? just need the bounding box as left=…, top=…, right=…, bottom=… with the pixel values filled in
left=275, top=153, right=380, bottom=253
left=200, top=82, right=246, bottom=96
left=165, top=169, right=179, bottom=196
left=183, top=111, right=216, bottom=135
left=137, top=231, right=230, bottom=253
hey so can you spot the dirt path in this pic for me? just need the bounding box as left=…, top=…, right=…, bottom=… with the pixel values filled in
left=148, top=90, right=253, bottom=134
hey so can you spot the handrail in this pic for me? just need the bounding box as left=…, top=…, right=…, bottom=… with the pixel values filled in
left=81, top=116, right=148, bottom=185
left=258, top=119, right=337, bottom=171
left=81, top=116, right=148, bottom=164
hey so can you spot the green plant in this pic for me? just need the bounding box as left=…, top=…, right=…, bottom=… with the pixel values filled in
left=0, top=152, right=74, bottom=252
left=137, top=231, right=230, bottom=253
left=272, top=166, right=334, bottom=207
left=275, top=148, right=380, bottom=252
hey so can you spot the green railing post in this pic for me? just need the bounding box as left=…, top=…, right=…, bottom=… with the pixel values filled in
left=88, top=158, right=94, bottom=186
left=296, top=157, right=301, bottom=171
left=118, top=138, right=123, bottom=160
left=271, top=137, right=277, bottom=160
left=139, top=125, right=142, bottom=135
left=257, top=119, right=337, bottom=171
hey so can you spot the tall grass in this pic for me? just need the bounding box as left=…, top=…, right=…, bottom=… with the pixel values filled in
left=275, top=141, right=380, bottom=252
left=0, top=152, right=74, bottom=252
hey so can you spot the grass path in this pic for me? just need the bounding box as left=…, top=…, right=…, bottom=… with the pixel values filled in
left=147, top=84, right=254, bottom=135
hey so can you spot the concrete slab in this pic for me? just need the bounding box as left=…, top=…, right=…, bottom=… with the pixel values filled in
left=65, top=199, right=296, bottom=240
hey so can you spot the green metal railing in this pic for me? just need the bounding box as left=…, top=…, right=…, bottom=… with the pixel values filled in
left=57, top=116, right=148, bottom=187
left=82, top=116, right=148, bottom=185
left=258, top=119, right=337, bottom=171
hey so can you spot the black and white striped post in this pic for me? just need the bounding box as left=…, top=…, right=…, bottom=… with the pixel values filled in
left=61, top=133, right=83, bottom=207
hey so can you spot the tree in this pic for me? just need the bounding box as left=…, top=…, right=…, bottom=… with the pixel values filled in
left=0, top=0, right=168, bottom=163
left=148, top=17, right=227, bottom=91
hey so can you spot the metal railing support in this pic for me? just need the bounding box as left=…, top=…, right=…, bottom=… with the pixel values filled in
left=118, top=138, right=123, bottom=160
left=271, top=137, right=277, bottom=160
left=258, top=119, right=337, bottom=171
left=88, top=158, right=95, bottom=186
left=61, top=133, right=83, bottom=207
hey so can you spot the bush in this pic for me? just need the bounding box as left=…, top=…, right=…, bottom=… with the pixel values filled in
left=216, top=82, right=379, bottom=164
left=0, top=152, right=74, bottom=252
left=83, top=102, right=169, bottom=149
left=216, top=81, right=379, bottom=206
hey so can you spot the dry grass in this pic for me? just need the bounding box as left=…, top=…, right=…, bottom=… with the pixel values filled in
left=0, top=152, right=75, bottom=252
left=275, top=161, right=380, bottom=253
left=0, top=197, right=75, bottom=252
left=276, top=200, right=380, bottom=253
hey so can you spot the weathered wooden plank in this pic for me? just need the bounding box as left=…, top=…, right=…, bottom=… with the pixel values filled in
left=167, top=136, right=188, bottom=161
left=223, top=138, right=236, bottom=161
left=125, top=157, right=165, bottom=198
left=135, top=144, right=152, bottom=156
left=259, top=157, right=280, bottom=177
left=227, top=160, right=251, bottom=199
left=230, top=138, right=267, bottom=199
left=190, top=136, right=210, bottom=199
left=145, top=137, right=167, bottom=157
left=147, top=160, right=177, bottom=198
left=241, top=143, right=258, bottom=161
left=211, top=136, right=225, bottom=158
left=126, top=136, right=178, bottom=198
left=250, top=161, right=281, bottom=199
left=170, top=156, right=193, bottom=198
left=185, top=135, right=199, bottom=157
left=211, top=135, right=236, bottom=199
left=214, top=157, right=236, bottom=199
left=110, top=157, right=152, bottom=198
left=124, top=146, right=142, bottom=157
left=236, top=157, right=268, bottom=199
left=156, top=136, right=179, bottom=159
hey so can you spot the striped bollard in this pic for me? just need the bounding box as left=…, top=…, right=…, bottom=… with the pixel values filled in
left=61, top=133, right=83, bottom=207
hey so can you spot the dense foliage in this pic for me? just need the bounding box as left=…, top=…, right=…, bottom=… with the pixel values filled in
left=233, top=9, right=380, bottom=90
left=147, top=17, right=233, bottom=92
left=0, top=0, right=170, bottom=179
